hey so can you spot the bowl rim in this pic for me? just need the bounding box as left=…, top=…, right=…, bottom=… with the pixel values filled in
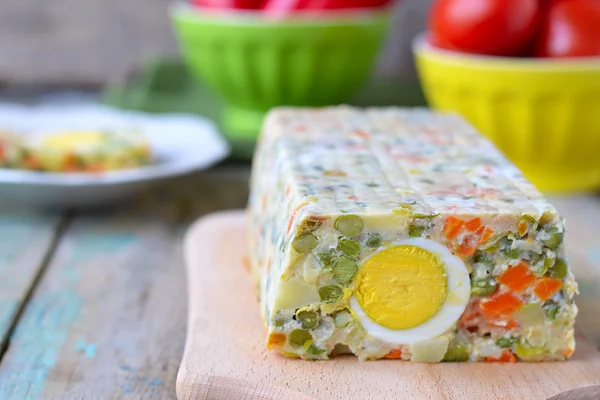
left=412, top=32, right=600, bottom=71
left=170, top=1, right=390, bottom=26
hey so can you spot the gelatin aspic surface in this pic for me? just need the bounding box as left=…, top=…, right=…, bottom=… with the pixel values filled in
left=247, top=106, right=577, bottom=362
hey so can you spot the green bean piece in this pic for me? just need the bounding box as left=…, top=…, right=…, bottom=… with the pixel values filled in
left=542, top=228, right=563, bottom=250
left=274, top=317, right=286, bottom=327
left=337, top=238, right=361, bottom=259
left=539, top=257, right=555, bottom=276
left=503, top=247, right=520, bottom=259
left=544, top=302, right=560, bottom=321
left=292, top=233, right=317, bottom=253
left=333, top=256, right=359, bottom=283
left=408, top=224, right=425, bottom=238
left=442, top=345, right=469, bottom=362
left=496, top=337, right=517, bottom=349
left=318, top=284, right=344, bottom=303
left=473, top=251, right=493, bottom=265
left=365, top=233, right=382, bottom=248
left=296, top=310, right=319, bottom=330
left=470, top=277, right=498, bottom=297
left=334, top=310, right=353, bottom=328
left=334, top=214, right=363, bottom=236
left=549, top=258, right=568, bottom=279
left=290, top=329, right=312, bottom=347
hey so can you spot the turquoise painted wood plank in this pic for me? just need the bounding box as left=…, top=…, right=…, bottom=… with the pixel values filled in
left=0, top=211, right=63, bottom=352
left=0, top=167, right=250, bottom=400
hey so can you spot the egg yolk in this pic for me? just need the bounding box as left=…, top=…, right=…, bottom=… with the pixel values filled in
left=42, top=131, right=103, bottom=151
left=355, top=245, right=448, bottom=330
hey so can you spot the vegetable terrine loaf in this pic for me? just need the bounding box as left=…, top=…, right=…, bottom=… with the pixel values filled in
left=248, top=106, right=577, bottom=362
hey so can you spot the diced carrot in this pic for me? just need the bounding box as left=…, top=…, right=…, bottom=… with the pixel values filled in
left=487, top=350, right=517, bottom=363
left=517, top=221, right=528, bottom=237
left=243, top=255, right=251, bottom=272
left=563, top=348, right=574, bottom=358
left=348, top=195, right=359, bottom=201
left=458, top=300, right=480, bottom=329
left=24, top=156, right=40, bottom=170
left=465, top=217, right=482, bottom=232
left=287, top=209, right=298, bottom=234
left=533, top=278, right=563, bottom=301
left=267, top=333, right=286, bottom=349
left=285, top=185, right=290, bottom=196
left=444, top=216, right=465, bottom=240
left=88, top=163, right=105, bottom=173
left=456, top=240, right=476, bottom=258
left=476, top=227, right=495, bottom=245
left=383, top=349, right=403, bottom=359
left=498, top=262, right=536, bottom=293
left=261, top=194, right=268, bottom=211
left=480, top=292, right=523, bottom=320
left=354, top=130, right=370, bottom=139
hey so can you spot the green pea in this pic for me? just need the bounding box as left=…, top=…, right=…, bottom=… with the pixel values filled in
left=274, top=317, right=286, bottom=327
left=496, top=337, right=517, bottom=349
left=442, top=345, right=469, bottom=362
left=544, top=302, right=560, bottom=321
left=549, top=259, right=567, bottom=279
left=472, top=251, right=493, bottom=265
left=470, top=277, right=498, bottom=297
left=296, top=310, right=319, bottom=329
left=318, top=284, right=344, bottom=303
left=503, top=247, right=520, bottom=259
left=292, top=233, right=317, bottom=253
left=334, top=214, right=363, bottom=236
left=290, top=329, right=312, bottom=347
left=408, top=224, right=424, bottom=238
left=365, top=233, right=382, bottom=248
left=540, top=211, right=555, bottom=225
left=305, top=342, right=325, bottom=356
left=337, top=238, right=361, bottom=259
left=542, top=228, right=563, bottom=250
left=334, top=310, right=353, bottom=328
left=317, top=251, right=336, bottom=267
left=333, top=256, right=358, bottom=283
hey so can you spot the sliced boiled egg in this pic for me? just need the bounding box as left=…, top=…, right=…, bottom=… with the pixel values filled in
left=39, top=131, right=105, bottom=152
left=350, top=238, right=470, bottom=345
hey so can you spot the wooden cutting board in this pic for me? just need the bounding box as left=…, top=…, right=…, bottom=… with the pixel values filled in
left=177, top=210, right=600, bottom=400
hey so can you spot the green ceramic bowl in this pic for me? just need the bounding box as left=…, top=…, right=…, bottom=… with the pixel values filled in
left=171, top=4, right=390, bottom=141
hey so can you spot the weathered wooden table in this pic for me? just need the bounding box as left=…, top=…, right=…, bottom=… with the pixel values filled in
left=0, top=163, right=599, bottom=400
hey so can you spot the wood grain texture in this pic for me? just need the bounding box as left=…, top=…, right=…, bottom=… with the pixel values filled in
left=0, top=212, right=186, bottom=399
left=178, top=210, right=600, bottom=400
left=0, top=211, right=63, bottom=353
left=0, top=167, right=250, bottom=400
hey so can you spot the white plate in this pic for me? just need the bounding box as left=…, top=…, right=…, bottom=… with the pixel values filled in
left=0, top=103, right=230, bottom=208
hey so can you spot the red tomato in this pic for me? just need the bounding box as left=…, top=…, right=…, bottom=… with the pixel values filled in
left=429, top=0, right=540, bottom=56
left=190, top=0, right=261, bottom=10
left=535, top=0, right=600, bottom=57
left=262, top=0, right=393, bottom=14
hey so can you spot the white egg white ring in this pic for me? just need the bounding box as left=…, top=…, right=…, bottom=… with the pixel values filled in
left=350, top=237, right=471, bottom=345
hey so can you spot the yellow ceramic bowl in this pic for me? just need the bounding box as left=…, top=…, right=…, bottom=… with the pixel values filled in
left=413, top=34, right=600, bottom=193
